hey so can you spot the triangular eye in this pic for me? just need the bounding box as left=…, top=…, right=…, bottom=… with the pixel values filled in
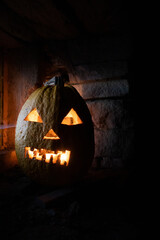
left=61, top=108, right=83, bottom=125
left=43, top=129, right=60, bottom=140
left=24, top=108, right=43, bottom=123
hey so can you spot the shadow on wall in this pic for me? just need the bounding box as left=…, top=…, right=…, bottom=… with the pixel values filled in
left=0, top=150, right=18, bottom=173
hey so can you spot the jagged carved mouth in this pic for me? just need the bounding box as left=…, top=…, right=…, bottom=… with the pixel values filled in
left=25, top=147, right=71, bottom=166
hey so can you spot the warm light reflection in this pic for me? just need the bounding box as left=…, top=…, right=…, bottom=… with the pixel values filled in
left=43, top=129, right=60, bottom=140
left=61, top=108, right=83, bottom=125
left=25, top=147, right=70, bottom=166
left=24, top=108, right=43, bottom=123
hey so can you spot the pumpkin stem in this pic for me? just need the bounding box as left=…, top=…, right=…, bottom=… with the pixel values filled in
left=44, top=73, right=69, bottom=86
left=55, top=73, right=69, bottom=86
left=55, top=76, right=64, bottom=86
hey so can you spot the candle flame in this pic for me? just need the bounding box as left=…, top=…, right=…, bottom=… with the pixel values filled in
left=25, top=147, right=70, bottom=166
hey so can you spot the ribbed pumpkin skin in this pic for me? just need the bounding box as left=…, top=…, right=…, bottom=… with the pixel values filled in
left=15, top=85, right=94, bottom=186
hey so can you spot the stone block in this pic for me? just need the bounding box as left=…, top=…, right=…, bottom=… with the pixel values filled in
left=69, top=61, right=128, bottom=83
left=94, top=128, right=123, bottom=159
left=87, top=100, right=124, bottom=130
left=92, top=128, right=134, bottom=169
left=73, top=79, right=129, bottom=100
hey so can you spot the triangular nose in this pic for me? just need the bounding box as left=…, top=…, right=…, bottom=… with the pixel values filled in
left=43, top=129, right=60, bottom=140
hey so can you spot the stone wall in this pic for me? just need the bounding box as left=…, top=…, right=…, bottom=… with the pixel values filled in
left=69, top=76, right=134, bottom=170
left=67, top=35, right=134, bottom=169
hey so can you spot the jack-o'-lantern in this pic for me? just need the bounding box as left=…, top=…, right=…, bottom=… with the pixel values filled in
left=15, top=77, right=94, bottom=186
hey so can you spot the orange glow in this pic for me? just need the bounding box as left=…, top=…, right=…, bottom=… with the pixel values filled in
left=24, top=108, right=43, bottom=123
left=60, top=151, right=71, bottom=165
left=43, top=129, right=60, bottom=140
left=61, top=108, right=83, bottom=125
left=25, top=147, right=70, bottom=166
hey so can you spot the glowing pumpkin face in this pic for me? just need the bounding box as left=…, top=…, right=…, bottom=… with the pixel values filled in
left=15, top=84, right=94, bottom=186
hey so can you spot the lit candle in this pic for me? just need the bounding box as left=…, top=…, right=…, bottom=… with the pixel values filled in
left=36, top=153, right=42, bottom=161
left=24, top=147, right=70, bottom=165
left=60, top=150, right=70, bottom=166
left=52, top=154, right=57, bottom=164
left=60, top=153, right=67, bottom=165
left=45, top=153, right=52, bottom=163
left=28, top=149, right=34, bottom=159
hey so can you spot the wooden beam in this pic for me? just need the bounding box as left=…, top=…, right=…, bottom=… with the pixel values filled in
left=2, top=52, right=8, bottom=149
left=0, top=50, right=3, bottom=148
left=0, top=29, right=23, bottom=48
left=51, top=0, right=87, bottom=35
left=0, top=1, right=39, bottom=44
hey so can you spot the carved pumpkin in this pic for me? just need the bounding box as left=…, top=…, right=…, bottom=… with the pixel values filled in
left=15, top=81, right=94, bottom=186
